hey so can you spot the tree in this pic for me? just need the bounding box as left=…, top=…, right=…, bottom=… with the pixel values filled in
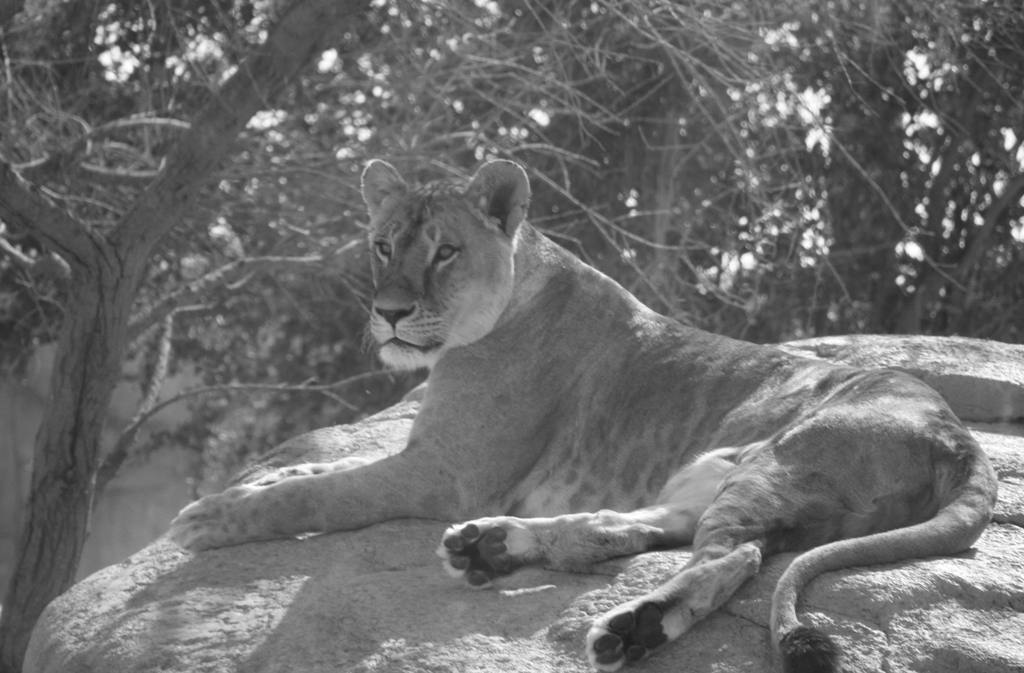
left=0, top=1, right=374, bottom=669
left=292, top=0, right=1021, bottom=341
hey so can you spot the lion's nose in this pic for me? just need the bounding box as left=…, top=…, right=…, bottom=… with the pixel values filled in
left=375, top=306, right=414, bottom=328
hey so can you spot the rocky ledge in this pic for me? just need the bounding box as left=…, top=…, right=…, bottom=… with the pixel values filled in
left=24, top=336, right=1024, bottom=673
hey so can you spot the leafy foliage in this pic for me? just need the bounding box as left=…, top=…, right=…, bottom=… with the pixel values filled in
left=2, top=0, right=1022, bottom=484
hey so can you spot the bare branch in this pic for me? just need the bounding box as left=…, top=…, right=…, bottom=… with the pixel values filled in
left=13, top=116, right=188, bottom=183
left=0, top=161, right=97, bottom=270
left=0, top=228, right=71, bottom=281
left=84, top=116, right=191, bottom=141
left=0, top=230, right=35, bottom=270
left=109, top=0, right=375, bottom=259
left=95, top=307, right=179, bottom=497
left=76, top=163, right=162, bottom=186
left=826, top=133, right=965, bottom=292
left=955, top=173, right=1024, bottom=278
left=902, top=173, right=1024, bottom=333
left=127, top=254, right=326, bottom=344
left=94, top=369, right=394, bottom=497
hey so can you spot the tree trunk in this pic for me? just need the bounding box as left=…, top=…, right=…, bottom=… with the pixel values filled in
left=0, top=2, right=373, bottom=671
left=0, top=258, right=138, bottom=673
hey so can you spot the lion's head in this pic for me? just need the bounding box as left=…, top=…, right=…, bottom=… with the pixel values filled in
left=360, top=160, right=531, bottom=370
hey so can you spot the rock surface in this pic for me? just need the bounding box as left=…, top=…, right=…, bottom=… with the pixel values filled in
left=24, top=336, right=1024, bottom=673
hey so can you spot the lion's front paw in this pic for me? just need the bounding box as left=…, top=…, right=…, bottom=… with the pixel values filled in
left=586, top=602, right=668, bottom=671
left=436, top=518, right=537, bottom=588
left=167, top=485, right=258, bottom=551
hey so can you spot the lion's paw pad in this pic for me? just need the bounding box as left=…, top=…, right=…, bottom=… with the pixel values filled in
left=586, top=603, right=667, bottom=671
left=437, top=522, right=522, bottom=587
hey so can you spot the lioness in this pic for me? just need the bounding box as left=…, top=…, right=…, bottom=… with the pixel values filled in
left=169, top=159, right=998, bottom=673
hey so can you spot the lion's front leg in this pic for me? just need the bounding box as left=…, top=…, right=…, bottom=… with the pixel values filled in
left=168, top=453, right=460, bottom=551
left=168, top=480, right=284, bottom=551
left=250, top=456, right=372, bottom=486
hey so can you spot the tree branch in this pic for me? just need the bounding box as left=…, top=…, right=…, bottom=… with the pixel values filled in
left=109, top=0, right=374, bottom=260
left=0, top=162, right=97, bottom=270
left=827, top=131, right=963, bottom=290
left=0, top=230, right=35, bottom=270
left=94, top=370, right=393, bottom=497
left=127, top=254, right=326, bottom=344
left=13, top=116, right=188, bottom=183
left=95, top=308, right=178, bottom=497
left=75, top=163, right=163, bottom=186
left=955, top=173, right=1024, bottom=276
left=901, top=173, right=1024, bottom=333
left=0, top=229, right=71, bottom=281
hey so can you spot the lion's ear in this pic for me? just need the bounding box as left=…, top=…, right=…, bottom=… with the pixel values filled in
left=361, top=160, right=408, bottom=219
left=466, top=160, right=531, bottom=236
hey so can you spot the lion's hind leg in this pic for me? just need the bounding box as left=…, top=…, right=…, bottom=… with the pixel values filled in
left=586, top=542, right=762, bottom=671
left=582, top=449, right=758, bottom=670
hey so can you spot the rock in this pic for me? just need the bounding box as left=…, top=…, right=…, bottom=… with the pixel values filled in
left=24, top=336, right=1024, bottom=673
left=777, top=335, right=1024, bottom=422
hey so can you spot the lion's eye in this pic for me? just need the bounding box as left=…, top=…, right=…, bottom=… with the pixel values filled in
left=435, top=244, right=459, bottom=262
left=375, top=240, right=392, bottom=260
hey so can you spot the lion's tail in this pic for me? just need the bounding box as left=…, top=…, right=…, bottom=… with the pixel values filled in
left=770, top=450, right=997, bottom=673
